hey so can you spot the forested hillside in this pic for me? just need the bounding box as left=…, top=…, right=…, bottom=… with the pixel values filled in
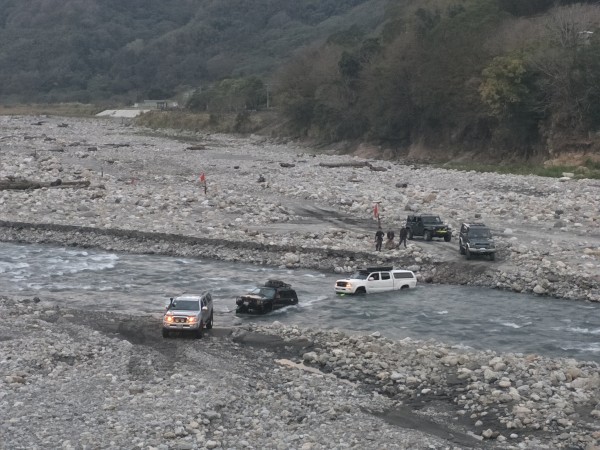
left=271, top=0, right=600, bottom=159
left=0, top=0, right=386, bottom=103
left=2, top=0, right=600, bottom=159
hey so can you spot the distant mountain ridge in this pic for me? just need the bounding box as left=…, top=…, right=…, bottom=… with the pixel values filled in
left=0, top=0, right=387, bottom=103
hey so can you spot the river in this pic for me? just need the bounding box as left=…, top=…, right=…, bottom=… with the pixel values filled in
left=1, top=241, right=598, bottom=362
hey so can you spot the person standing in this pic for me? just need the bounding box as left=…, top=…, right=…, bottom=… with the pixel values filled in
left=385, top=229, right=396, bottom=250
left=398, top=226, right=408, bottom=248
left=375, top=227, right=384, bottom=251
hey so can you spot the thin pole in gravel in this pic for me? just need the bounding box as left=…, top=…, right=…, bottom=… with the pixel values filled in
left=199, top=172, right=207, bottom=194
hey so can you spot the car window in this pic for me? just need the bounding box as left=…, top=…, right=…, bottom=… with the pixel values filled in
left=171, top=300, right=199, bottom=311
left=369, top=273, right=380, bottom=280
left=381, top=272, right=390, bottom=280
left=423, top=216, right=441, bottom=224
left=394, top=272, right=415, bottom=279
left=351, top=271, right=369, bottom=280
left=250, top=287, right=276, bottom=299
left=470, top=229, right=491, bottom=238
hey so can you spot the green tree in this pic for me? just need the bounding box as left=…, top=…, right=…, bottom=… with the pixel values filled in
left=480, top=55, right=530, bottom=118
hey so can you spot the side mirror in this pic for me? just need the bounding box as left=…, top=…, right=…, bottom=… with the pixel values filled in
left=202, top=306, right=208, bottom=311
left=368, top=277, right=374, bottom=281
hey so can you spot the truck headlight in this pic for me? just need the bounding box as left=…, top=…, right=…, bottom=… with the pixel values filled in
left=188, top=316, right=197, bottom=323
left=165, top=316, right=173, bottom=323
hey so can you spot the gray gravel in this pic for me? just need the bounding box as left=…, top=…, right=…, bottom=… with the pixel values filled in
left=1, top=115, right=600, bottom=449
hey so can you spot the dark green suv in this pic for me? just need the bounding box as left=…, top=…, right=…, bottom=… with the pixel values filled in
left=458, top=222, right=496, bottom=260
left=406, top=214, right=452, bottom=242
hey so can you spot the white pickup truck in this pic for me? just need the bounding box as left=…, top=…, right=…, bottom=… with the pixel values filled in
left=334, top=266, right=417, bottom=295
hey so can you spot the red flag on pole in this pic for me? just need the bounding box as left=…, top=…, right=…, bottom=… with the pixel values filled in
left=373, top=203, right=379, bottom=219
left=199, top=172, right=206, bottom=183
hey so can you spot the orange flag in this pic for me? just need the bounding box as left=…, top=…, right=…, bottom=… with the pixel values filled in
left=373, top=203, right=379, bottom=218
left=199, top=172, right=206, bottom=183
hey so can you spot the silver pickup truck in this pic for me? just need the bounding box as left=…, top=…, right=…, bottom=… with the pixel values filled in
left=162, top=293, right=214, bottom=338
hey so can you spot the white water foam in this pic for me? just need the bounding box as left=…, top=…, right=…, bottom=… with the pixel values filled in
left=565, top=327, right=600, bottom=335
left=502, top=322, right=522, bottom=329
left=41, top=253, right=119, bottom=277
left=298, top=295, right=329, bottom=307
left=561, top=342, right=600, bottom=353
left=301, top=273, right=326, bottom=279
left=489, top=318, right=533, bottom=329
left=0, top=261, right=30, bottom=274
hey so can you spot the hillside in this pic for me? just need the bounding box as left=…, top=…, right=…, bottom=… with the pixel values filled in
left=0, top=0, right=387, bottom=103
left=2, top=0, right=600, bottom=161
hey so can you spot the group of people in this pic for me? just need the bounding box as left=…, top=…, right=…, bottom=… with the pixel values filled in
left=375, top=226, right=408, bottom=251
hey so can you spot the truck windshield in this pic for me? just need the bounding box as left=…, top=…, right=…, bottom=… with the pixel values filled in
left=470, top=229, right=491, bottom=238
left=170, top=300, right=199, bottom=311
left=249, top=287, right=276, bottom=299
left=422, top=216, right=442, bottom=224
left=350, top=271, right=369, bottom=280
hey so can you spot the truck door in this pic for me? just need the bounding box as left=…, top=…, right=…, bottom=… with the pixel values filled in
left=415, top=217, right=424, bottom=235
left=380, top=271, right=394, bottom=291
left=366, top=272, right=381, bottom=293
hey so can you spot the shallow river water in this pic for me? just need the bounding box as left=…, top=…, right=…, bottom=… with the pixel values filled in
left=1, top=242, right=598, bottom=362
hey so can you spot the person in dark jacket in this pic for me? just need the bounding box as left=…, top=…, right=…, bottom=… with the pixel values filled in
left=375, top=227, right=384, bottom=251
left=398, top=227, right=408, bottom=248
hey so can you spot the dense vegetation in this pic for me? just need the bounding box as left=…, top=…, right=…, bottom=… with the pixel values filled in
left=272, top=0, right=600, bottom=158
left=0, top=0, right=384, bottom=104
left=2, top=0, right=600, bottom=158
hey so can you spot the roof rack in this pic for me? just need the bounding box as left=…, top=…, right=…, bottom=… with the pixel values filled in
left=264, top=279, right=291, bottom=289
left=360, top=266, right=393, bottom=272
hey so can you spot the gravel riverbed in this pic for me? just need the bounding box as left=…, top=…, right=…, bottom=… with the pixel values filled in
left=0, top=115, right=599, bottom=449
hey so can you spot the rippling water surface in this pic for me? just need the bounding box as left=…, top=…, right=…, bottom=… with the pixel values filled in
left=1, top=242, right=598, bottom=362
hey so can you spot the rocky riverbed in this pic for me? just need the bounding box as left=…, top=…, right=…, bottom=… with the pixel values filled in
left=1, top=115, right=600, bottom=449
left=0, top=115, right=599, bottom=302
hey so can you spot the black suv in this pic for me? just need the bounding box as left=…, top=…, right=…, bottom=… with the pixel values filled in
left=236, top=280, right=298, bottom=314
left=406, top=214, right=452, bottom=242
left=458, top=222, right=496, bottom=260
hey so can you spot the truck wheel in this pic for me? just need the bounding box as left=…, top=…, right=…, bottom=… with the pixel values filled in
left=400, top=285, right=409, bottom=290
left=489, top=253, right=495, bottom=261
left=206, top=311, right=213, bottom=329
left=355, top=287, right=366, bottom=294
left=459, top=244, right=465, bottom=255
left=407, top=229, right=413, bottom=240
left=195, top=323, right=204, bottom=339
left=424, top=230, right=432, bottom=241
left=162, top=328, right=169, bottom=338
left=444, top=234, right=451, bottom=242
left=466, top=248, right=472, bottom=260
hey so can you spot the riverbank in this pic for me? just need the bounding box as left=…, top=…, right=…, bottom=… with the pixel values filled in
left=1, top=295, right=599, bottom=449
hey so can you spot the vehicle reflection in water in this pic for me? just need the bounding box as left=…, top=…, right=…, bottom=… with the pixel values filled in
left=0, top=241, right=598, bottom=362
